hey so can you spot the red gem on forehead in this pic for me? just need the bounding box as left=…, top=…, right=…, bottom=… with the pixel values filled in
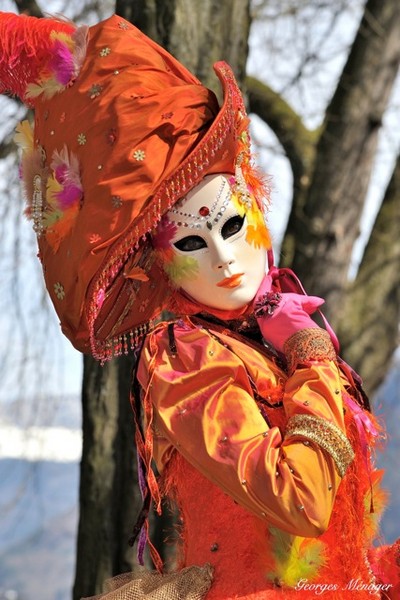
left=199, top=206, right=210, bottom=217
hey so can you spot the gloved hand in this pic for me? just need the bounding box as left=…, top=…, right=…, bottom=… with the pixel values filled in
left=253, top=273, right=324, bottom=353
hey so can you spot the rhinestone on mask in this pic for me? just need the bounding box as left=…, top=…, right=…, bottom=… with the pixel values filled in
left=170, top=179, right=228, bottom=228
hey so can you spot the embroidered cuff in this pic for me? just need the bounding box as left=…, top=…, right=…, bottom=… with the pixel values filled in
left=285, top=414, right=355, bottom=477
left=283, top=328, right=336, bottom=373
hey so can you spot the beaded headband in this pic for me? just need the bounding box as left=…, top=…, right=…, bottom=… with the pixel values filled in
left=168, top=178, right=229, bottom=230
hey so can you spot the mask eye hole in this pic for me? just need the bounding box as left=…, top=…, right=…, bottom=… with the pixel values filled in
left=221, top=215, right=245, bottom=240
left=174, top=235, right=207, bottom=252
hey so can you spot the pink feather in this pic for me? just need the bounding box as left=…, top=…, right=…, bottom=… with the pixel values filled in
left=153, top=216, right=177, bottom=249
left=72, top=25, right=89, bottom=72
left=50, top=146, right=83, bottom=210
left=56, top=183, right=82, bottom=211
left=54, top=163, right=68, bottom=183
left=48, top=39, right=75, bottom=85
left=51, top=146, right=82, bottom=186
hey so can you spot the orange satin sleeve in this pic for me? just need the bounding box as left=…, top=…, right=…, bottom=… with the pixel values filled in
left=137, top=320, right=351, bottom=538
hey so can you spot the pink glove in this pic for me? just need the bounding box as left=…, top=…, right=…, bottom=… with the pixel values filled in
left=253, top=274, right=324, bottom=353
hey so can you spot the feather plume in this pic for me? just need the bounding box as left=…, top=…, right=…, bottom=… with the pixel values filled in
left=56, top=183, right=83, bottom=211
left=14, top=120, right=34, bottom=153
left=48, top=38, right=75, bottom=85
left=234, top=107, right=271, bottom=214
left=46, top=175, right=63, bottom=204
left=39, top=149, right=83, bottom=249
left=124, top=266, right=150, bottom=282
left=42, top=206, right=63, bottom=228
left=153, top=216, right=177, bottom=250
left=230, top=192, right=246, bottom=217
left=26, top=78, right=65, bottom=100
left=50, top=30, right=75, bottom=50
left=246, top=222, right=271, bottom=249
left=0, top=13, right=75, bottom=102
left=231, top=187, right=270, bottom=249
left=243, top=165, right=272, bottom=210
left=45, top=206, right=78, bottom=252
left=51, top=146, right=81, bottom=186
left=44, top=175, right=64, bottom=230
left=164, top=255, right=199, bottom=284
left=267, top=527, right=327, bottom=587
left=71, top=25, right=89, bottom=73
left=50, top=146, right=82, bottom=210
left=5, top=18, right=88, bottom=101
left=245, top=204, right=271, bottom=249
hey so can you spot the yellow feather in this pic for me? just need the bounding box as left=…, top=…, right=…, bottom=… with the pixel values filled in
left=43, top=208, right=63, bottom=228
left=50, top=30, right=74, bottom=50
left=230, top=192, right=246, bottom=217
left=267, top=528, right=327, bottom=587
left=164, top=255, right=199, bottom=285
left=245, top=202, right=271, bottom=249
left=26, top=77, right=64, bottom=100
left=14, top=120, right=34, bottom=154
left=25, top=82, right=46, bottom=99
left=46, top=175, right=63, bottom=208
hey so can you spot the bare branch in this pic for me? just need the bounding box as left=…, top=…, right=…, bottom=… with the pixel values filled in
left=246, top=75, right=318, bottom=194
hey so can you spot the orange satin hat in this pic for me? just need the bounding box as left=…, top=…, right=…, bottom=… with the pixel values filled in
left=0, top=12, right=264, bottom=361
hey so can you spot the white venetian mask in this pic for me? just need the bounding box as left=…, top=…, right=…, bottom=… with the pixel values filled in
left=154, top=174, right=270, bottom=311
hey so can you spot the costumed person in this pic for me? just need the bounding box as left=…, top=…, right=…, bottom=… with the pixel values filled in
left=1, top=11, right=399, bottom=600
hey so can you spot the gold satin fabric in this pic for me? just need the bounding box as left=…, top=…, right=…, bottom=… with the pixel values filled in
left=137, top=319, right=348, bottom=538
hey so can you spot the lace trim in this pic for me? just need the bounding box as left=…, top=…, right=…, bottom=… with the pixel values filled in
left=284, top=328, right=336, bottom=373
left=285, top=414, right=355, bottom=477
left=81, top=564, right=214, bottom=599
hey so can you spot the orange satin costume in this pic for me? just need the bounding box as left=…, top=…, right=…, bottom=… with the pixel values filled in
left=136, top=317, right=391, bottom=599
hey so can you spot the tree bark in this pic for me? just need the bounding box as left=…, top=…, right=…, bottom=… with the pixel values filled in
left=73, top=355, right=139, bottom=599
left=116, top=0, right=250, bottom=91
left=337, top=155, right=400, bottom=394
left=280, top=0, right=400, bottom=326
left=246, top=75, right=318, bottom=215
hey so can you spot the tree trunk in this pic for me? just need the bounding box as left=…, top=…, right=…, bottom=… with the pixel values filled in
left=337, top=155, right=400, bottom=393
left=116, top=0, right=250, bottom=91
left=280, top=0, right=400, bottom=326
left=73, top=355, right=139, bottom=599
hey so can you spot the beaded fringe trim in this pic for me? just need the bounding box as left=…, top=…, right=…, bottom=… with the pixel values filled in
left=97, top=322, right=154, bottom=364
left=284, top=328, right=337, bottom=373
left=285, top=414, right=355, bottom=477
